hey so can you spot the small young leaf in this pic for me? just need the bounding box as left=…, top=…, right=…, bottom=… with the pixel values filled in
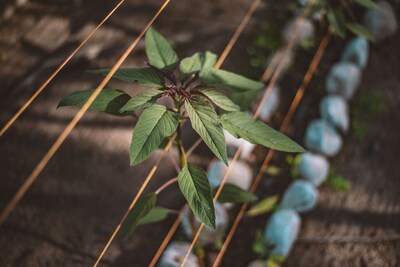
left=180, top=53, right=202, bottom=79
left=178, top=164, right=216, bottom=229
left=219, top=112, right=305, bottom=153
left=346, top=23, right=375, bottom=41
left=201, top=51, right=218, bottom=70
left=122, top=193, right=157, bottom=238
left=185, top=97, right=228, bottom=165
left=196, top=87, right=240, bottom=112
left=58, top=89, right=131, bottom=115
left=200, top=69, right=264, bottom=93
left=214, top=183, right=257, bottom=203
left=88, top=67, right=165, bottom=87
left=327, top=9, right=346, bottom=38
left=138, top=207, right=170, bottom=225
left=179, top=51, right=218, bottom=79
left=145, top=27, right=179, bottom=70
left=246, top=195, right=279, bottom=217
left=353, top=0, right=379, bottom=9
left=130, top=105, right=180, bottom=165
left=120, top=88, right=165, bottom=112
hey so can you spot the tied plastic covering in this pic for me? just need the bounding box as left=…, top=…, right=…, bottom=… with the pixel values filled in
left=264, top=209, right=301, bottom=258
left=340, top=37, right=369, bottom=69
left=224, top=130, right=256, bottom=159
left=247, top=260, right=266, bottom=267
left=320, top=95, right=350, bottom=132
left=159, top=241, right=199, bottom=267
left=207, top=158, right=253, bottom=191
left=326, top=62, right=361, bottom=99
left=280, top=180, right=318, bottom=212
left=267, top=48, right=294, bottom=79
left=304, top=119, right=343, bottom=157
left=283, top=18, right=315, bottom=45
left=298, top=152, right=329, bottom=186
left=364, top=1, right=398, bottom=42
left=181, top=203, right=229, bottom=245
left=259, top=86, right=280, bottom=122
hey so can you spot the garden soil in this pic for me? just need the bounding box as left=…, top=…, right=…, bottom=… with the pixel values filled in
left=0, top=1, right=399, bottom=266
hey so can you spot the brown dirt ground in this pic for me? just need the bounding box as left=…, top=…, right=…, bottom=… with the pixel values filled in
left=0, top=1, right=399, bottom=267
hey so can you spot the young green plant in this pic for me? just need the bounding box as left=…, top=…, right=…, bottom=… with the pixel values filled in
left=59, top=27, right=304, bottom=237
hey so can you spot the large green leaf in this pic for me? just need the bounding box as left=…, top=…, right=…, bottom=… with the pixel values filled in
left=178, top=164, right=215, bottom=229
left=179, top=51, right=218, bottom=79
left=246, top=195, right=279, bottom=217
left=130, top=105, right=180, bottom=165
left=88, top=67, right=165, bottom=87
left=196, top=87, right=240, bottom=112
left=200, top=69, right=264, bottom=93
left=120, top=88, right=165, bottom=112
left=138, top=207, right=169, bottom=225
left=58, top=89, right=131, bottom=115
left=354, top=0, right=379, bottom=9
left=185, top=97, right=228, bottom=165
left=214, top=183, right=257, bottom=203
left=327, top=9, right=346, bottom=38
left=122, top=193, right=157, bottom=238
left=145, top=27, right=179, bottom=70
left=219, top=112, right=305, bottom=153
left=231, top=90, right=259, bottom=110
left=346, top=23, right=374, bottom=41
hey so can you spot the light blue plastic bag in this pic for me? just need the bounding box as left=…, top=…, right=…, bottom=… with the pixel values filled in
left=264, top=209, right=301, bottom=258
left=326, top=62, right=361, bottom=99
left=340, top=37, right=369, bottom=69
left=298, top=152, right=329, bottom=186
left=181, top=203, right=229, bottom=245
left=364, top=1, right=398, bottom=42
left=320, top=95, right=349, bottom=132
left=159, top=241, right=199, bottom=267
left=280, top=180, right=318, bottom=212
left=305, top=119, right=343, bottom=157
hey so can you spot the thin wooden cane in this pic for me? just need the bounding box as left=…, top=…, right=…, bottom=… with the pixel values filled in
left=0, top=0, right=127, bottom=138
left=212, top=29, right=332, bottom=267
left=0, top=0, right=172, bottom=226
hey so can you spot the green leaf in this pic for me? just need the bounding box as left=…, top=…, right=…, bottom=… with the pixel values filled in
left=130, top=104, right=180, bottom=165
left=196, top=87, right=240, bottom=111
left=214, top=183, right=257, bottom=203
left=185, top=97, right=228, bottom=165
left=246, top=195, right=279, bottom=217
left=346, top=23, right=375, bottom=41
left=253, top=229, right=275, bottom=259
left=120, top=88, right=165, bottom=112
left=327, top=9, right=346, bottom=38
left=179, top=51, right=218, bottom=79
left=178, top=164, right=215, bottom=229
left=58, top=89, right=131, bottom=115
left=230, top=90, right=259, bottom=110
left=88, top=67, right=165, bottom=87
left=138, top=207, right=169, bottom=225
left=200, top=69, right=264, bottom=93
left=122, top=193, right=156, bottom=238
left=219, top=112, right=305, bottom=153
left=180, top=54, right=201, bottom=79
left=353, top=0, right=379, bottom=9
left=201, top=51, right=218, bottom=69
left=146, top=27, right=179, bottom=70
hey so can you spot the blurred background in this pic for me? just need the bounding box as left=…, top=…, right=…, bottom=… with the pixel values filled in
left=0, top=0, right=399, bottom=266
